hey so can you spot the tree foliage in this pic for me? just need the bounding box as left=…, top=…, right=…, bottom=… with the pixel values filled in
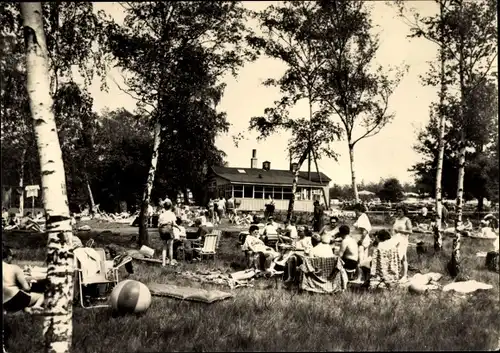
left=248, top=1, right=342, bottom=163
left=377, top=178, right=405, bottom=203
left=406, top=0, right=498, bottom=211
left=411, top=79, right=499, bottom=207
left=104, top=2, right=256, bottom=205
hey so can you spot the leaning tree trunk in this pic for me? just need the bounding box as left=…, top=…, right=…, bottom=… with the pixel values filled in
left=84, top=174, right=95, bottom=214
left=21, top=3, right=74, bottom=353
left=348, top=141, right=359, bottom=202
left=286, top=149, right=310, bottom=222
left=312, top=147, right=329, bottom=209
left=18, top=147, right=26, bottom=216
left=434, top=0, right=446, bottom=253
left=138, top=119, right=162, bottom=246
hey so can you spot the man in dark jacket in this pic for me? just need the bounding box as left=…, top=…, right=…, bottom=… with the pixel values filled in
left=313, top=200, right=325, bottom=232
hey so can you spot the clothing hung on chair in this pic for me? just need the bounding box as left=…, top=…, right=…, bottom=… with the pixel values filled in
left=74, top=248, right=102, bottom=278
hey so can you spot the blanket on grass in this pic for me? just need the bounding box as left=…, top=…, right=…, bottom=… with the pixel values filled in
left=148, top=283, right=234, bottom=303
left=180, top=270, right=254, bottom=289
left=442, top=280, right=493, bottom=294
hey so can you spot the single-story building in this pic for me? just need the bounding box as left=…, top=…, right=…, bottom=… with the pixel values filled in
left=206, top=150, right=331, bottom=212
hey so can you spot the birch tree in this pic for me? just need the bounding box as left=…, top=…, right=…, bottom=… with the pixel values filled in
left=248, top=1, right=342, bottom=221
left=400, top=0, right=497, bottom=274
left=105, top=1, right=256, bottom=246
left=316, top=0, right=407, bottom=202
left=1, top=2, right=108, bottom=213
left=393, top=0, right=451, bottom=252
left=20, top=3, right=74, bottom=352
left=433, top=0, right=448, bottom=252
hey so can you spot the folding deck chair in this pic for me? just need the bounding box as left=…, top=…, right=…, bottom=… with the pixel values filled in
left=213, top=229, right=222, bottom=249
left=193, top=233, right=218, bottom=261
left=74, top=248, right=131, bottom=309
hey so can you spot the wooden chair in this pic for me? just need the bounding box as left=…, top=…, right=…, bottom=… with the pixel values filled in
left=192, top=233, right=218, bottom=261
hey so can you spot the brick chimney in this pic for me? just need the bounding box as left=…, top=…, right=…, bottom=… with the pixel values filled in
left=290, top=162, right=298, bottom=173
left=262, top=161, right=271, bottom=171
left=251, top=149, right=258, bottom=169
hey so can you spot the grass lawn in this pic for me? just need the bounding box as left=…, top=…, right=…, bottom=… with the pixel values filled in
left=3, top=222, right=500, bottom=352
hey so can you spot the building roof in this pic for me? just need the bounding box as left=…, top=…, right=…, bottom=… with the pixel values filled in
left=210, top=166, right=331, bottom=187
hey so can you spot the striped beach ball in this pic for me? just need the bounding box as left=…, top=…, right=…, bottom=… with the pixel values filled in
left=110, top=280, right=152, bottom=314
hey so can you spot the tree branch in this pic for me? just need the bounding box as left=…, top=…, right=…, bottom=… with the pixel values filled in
left=109, top=73, right=156, bottom=113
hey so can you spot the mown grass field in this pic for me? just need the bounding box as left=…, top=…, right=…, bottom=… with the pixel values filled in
left=3, top=222, right=500, bottom=352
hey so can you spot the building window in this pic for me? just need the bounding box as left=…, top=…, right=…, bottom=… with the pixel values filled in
left=233, top=184, right=243, bottom=198
left=254, top=186, right=263, bottom=199
left=225, top=185, right=233, bottom=199
left=283, top=187, right=292, bottom=200
left=312, top=188, right=322, bottom=202
left=264, top=186, right=273, bottom=199
left=243, top=185, right=253, bottom=198
left=273, top=187, right=283, bottom=200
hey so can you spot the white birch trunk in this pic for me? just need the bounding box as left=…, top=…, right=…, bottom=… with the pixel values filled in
left=18, top=148, right=26, bottom=217
left=138, top=119, right=162, bottom=246
left=348, top=142, right=359, bottom=202
left=286, top=151, right=310, bottom=222
left=434, top=0, right=446, bottom=253
left=21, top=3, right=74, bottom=353
left=452, top=4, right=466, bottom=273
left=452, top=135, right=466, bottom=264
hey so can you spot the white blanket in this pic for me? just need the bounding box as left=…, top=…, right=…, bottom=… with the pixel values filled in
left=442, top=280, right=493, bottom=294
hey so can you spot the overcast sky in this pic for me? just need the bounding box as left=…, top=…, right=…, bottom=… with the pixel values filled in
left=89, top=1, right=440, bottom=187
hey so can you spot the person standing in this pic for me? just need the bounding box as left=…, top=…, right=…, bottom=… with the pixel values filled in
left=213, top=198, right=220, bottom=225
left=207, top=198, right=215, bottom=224
left=217, top=197, right=226, bottom=222
left=158, top=203, right=177, bottom=266
left=392, top=204, right=413, bottom=282
left=265, top=196, right=275, bottom=221
left=353, top=203, right=372, bottom=263
left=313, top=200, right=325, bottom=232
left=226, top=196, right=236, bottom=222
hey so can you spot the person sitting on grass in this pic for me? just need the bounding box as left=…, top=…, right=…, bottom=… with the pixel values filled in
left=241, top=212, right=253, bottom=225
left=2, top=246, right=44, bottom=313
left=478, top=220, right=497, bottom=238
left=458, top=217, right=473, bottom=237
left=158, top=203, right=177, bottom=267
left=309, top=233, right=334, bottom=258
left=242, top=225, right=280, bottom=273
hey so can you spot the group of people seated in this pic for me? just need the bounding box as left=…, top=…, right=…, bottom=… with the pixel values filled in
left=2, top=209, right=45, bottom=232
left=240, top=203, right=416, bottom=286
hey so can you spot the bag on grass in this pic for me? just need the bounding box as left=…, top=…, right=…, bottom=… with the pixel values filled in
left=485, top=251, right=499, bottom=273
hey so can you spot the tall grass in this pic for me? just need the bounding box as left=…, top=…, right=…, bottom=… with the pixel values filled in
left=3, top=227, right=499, bottom=352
